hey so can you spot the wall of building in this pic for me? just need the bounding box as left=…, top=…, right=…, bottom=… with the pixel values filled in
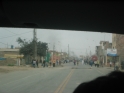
left=115, top=34, right=124, bottom=61
left=0, top=49, right=19, bottom=58
left=112, top=34, right=116, bottom=49
left=104, top=42, right=112, bottom=50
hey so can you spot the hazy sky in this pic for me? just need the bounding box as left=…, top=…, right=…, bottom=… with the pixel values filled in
left=0, top=27, right=112, bottom=57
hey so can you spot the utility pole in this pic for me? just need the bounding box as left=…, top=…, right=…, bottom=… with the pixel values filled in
left=86, top=48, right=88, bottom=57
left=7, top=43, right=8, bottom=48
left=103, top=33, right=105, bottom=66
left=33, top=28, right=37, bottom=60
left=68, top=44, right=69, bottom=59
left=53, top=44, right=55, bottom=60
left=90, top=50, right=92, bottom=56
left=61, top=49, right=62, bottom=60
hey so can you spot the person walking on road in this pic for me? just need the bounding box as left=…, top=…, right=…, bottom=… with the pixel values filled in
left=33, top=59, right=36, bottom=68
left=53, top=60, right=56, bottom=67
left=110, top=61, right=112, bottom=67
left=90, top=60, right=93, bottom=68
left=49, top=61, right=52, bottom=67
left=94, top=60, right=97, bottom=67
left=115, top=61, right=120, bottom=71
left=56, top=59, right=58, bottom=66
left=43, top=59, right=46, bottom=67
left=82, top=60, right=84, bottom=65
left=77, top=60, right=79, bottom=66
left=74, top=59, right=76, bottom=66
left=97, top=60, right=99, bottom=67
left=36, top=59, right=39, bottom=68
left=59, top=60, right=61, bottom=65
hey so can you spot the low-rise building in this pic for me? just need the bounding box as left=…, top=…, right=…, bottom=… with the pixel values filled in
left=0, top=48, right=20, bottom=58
left=96, top=41, right=112, bottom=65
left=112, top=33, right=124, bottom=61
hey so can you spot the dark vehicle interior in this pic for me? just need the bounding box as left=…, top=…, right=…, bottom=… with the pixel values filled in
left=0, top=1, right=124, bottom=93
left=0, top=1, right=123, bottom=34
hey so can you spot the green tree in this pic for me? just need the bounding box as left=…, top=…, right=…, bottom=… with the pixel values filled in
left=37, top=41, right=48, bottom=59
left=17, top=37, right=48, bottom=64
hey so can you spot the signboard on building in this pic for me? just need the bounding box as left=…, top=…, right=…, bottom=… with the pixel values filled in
left=0, top=57, right=6, bottom=60
left=107, top=49, right=117, bottom=54
left=107, top=48, right=117, bottom=56
left=4, top=54, right=24, bottom=58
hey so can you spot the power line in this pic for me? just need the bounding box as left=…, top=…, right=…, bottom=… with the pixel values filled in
left=0, top=41, right=11, bottom=46
left=4, top=28, right=18, bottom=35
left=0, top=31, right=32, bottom=39
left=3, top=28, right=30, bottom=39
left=2, top=28, right=32, bottom=39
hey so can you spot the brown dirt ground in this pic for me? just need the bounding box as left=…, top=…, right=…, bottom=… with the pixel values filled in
left=0, top=58, right=16, bottom=66
left=0, top=65, right=33, bottom=73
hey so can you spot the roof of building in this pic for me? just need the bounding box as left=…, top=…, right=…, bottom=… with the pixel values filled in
left=100, top=41, right=109, bottom=44
left=0, top=48, right=19, bottom=52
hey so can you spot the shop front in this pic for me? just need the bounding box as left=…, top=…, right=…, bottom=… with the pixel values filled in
left=106, top=48, right=119, bottom=67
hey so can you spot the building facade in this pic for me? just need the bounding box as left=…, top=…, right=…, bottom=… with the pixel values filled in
left=112, top=33, right=116, bottom=49
left=0, top=48, right=19, bottom=58
left=113, top=33, right=124, bottom=61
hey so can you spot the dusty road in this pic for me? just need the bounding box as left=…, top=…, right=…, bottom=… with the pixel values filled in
left=0, top=62, right=113, bottom=93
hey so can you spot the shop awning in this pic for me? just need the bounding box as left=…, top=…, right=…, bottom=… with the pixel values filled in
left=107, top=53, right=119, bottom=57
left=0, top=57, right=6, bottom=60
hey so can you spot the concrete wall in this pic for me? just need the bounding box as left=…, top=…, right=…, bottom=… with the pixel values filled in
left=96, top=46, right=102, bottom=57
left=0, top=48, right=19, bottom=57
left=112, top=34, right=116, bottom=49
left=115, top=34, right=124, bottom=61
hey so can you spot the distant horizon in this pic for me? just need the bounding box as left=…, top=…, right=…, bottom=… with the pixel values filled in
left=0, top=27, right=112, bottom=57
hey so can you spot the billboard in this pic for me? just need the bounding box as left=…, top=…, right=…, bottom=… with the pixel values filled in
left=107, top=48, right=117, bottom=56
left=107, top=49, right=117, bottom=54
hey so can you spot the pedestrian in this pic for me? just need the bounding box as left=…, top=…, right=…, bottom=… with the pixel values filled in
left=36, top=59, right=39, bottom=68
left=41, top=59, right=43, bottom=67
left=90, top=60, right=93, bottom=68
left=97, top=60, right=99, bottom=67
left=94, top=60, right=97, bottom=67
left=65, top=60, right=67, bottom=63
left=53, top=60, right=56, bottom=67
left=64, top=60, right=67, bottom=63
left=33, top=59, right=36, bottom=68
left=115, top=61, right=120, bottom=71
left=110, top=61, right=112, bottom=67
left=77, top=60, right=79, bottom=66
left=82, top=60, right=84, bottom=65
left=43, top=59, right=46, bottom=67
left=56, top=59, right=58, bottom=66
left=84, top=60, right=86, bottom=65
left=59, top=60, right=61, bottom=65
left=32, top=59, right=34, bottom=67
left=74, top=59, right=76, bottom=66
left=49, top=61, right=52, bottom=67
left=102, top=61, right=104, bottom=67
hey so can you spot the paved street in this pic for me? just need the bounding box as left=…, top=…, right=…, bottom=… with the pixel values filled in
left=0, top=62, right=113, bottom=93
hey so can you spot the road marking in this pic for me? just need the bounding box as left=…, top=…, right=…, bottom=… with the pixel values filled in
left=54, top=69, right=74, bottom=93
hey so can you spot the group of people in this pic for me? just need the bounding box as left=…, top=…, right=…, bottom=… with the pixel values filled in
left=32, top=59, right=48, bottom=68
left=73, top=59, right=79, bottom=66
left=81, top=59, right=100, bottom=68
left=32, top=59, right=39, bottom=68
left=82, top=59, right=121, bottom=70
left=31, top=59, right=69, bottom=68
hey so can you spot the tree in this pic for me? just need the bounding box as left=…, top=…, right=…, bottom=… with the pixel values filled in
left=17, top=37, right=48, bottom=64
left=37, top=41, right=48, bottom=59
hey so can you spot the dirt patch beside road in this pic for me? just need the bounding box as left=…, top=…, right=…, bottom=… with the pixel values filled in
left=0, top=65, right=33, bottom=73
